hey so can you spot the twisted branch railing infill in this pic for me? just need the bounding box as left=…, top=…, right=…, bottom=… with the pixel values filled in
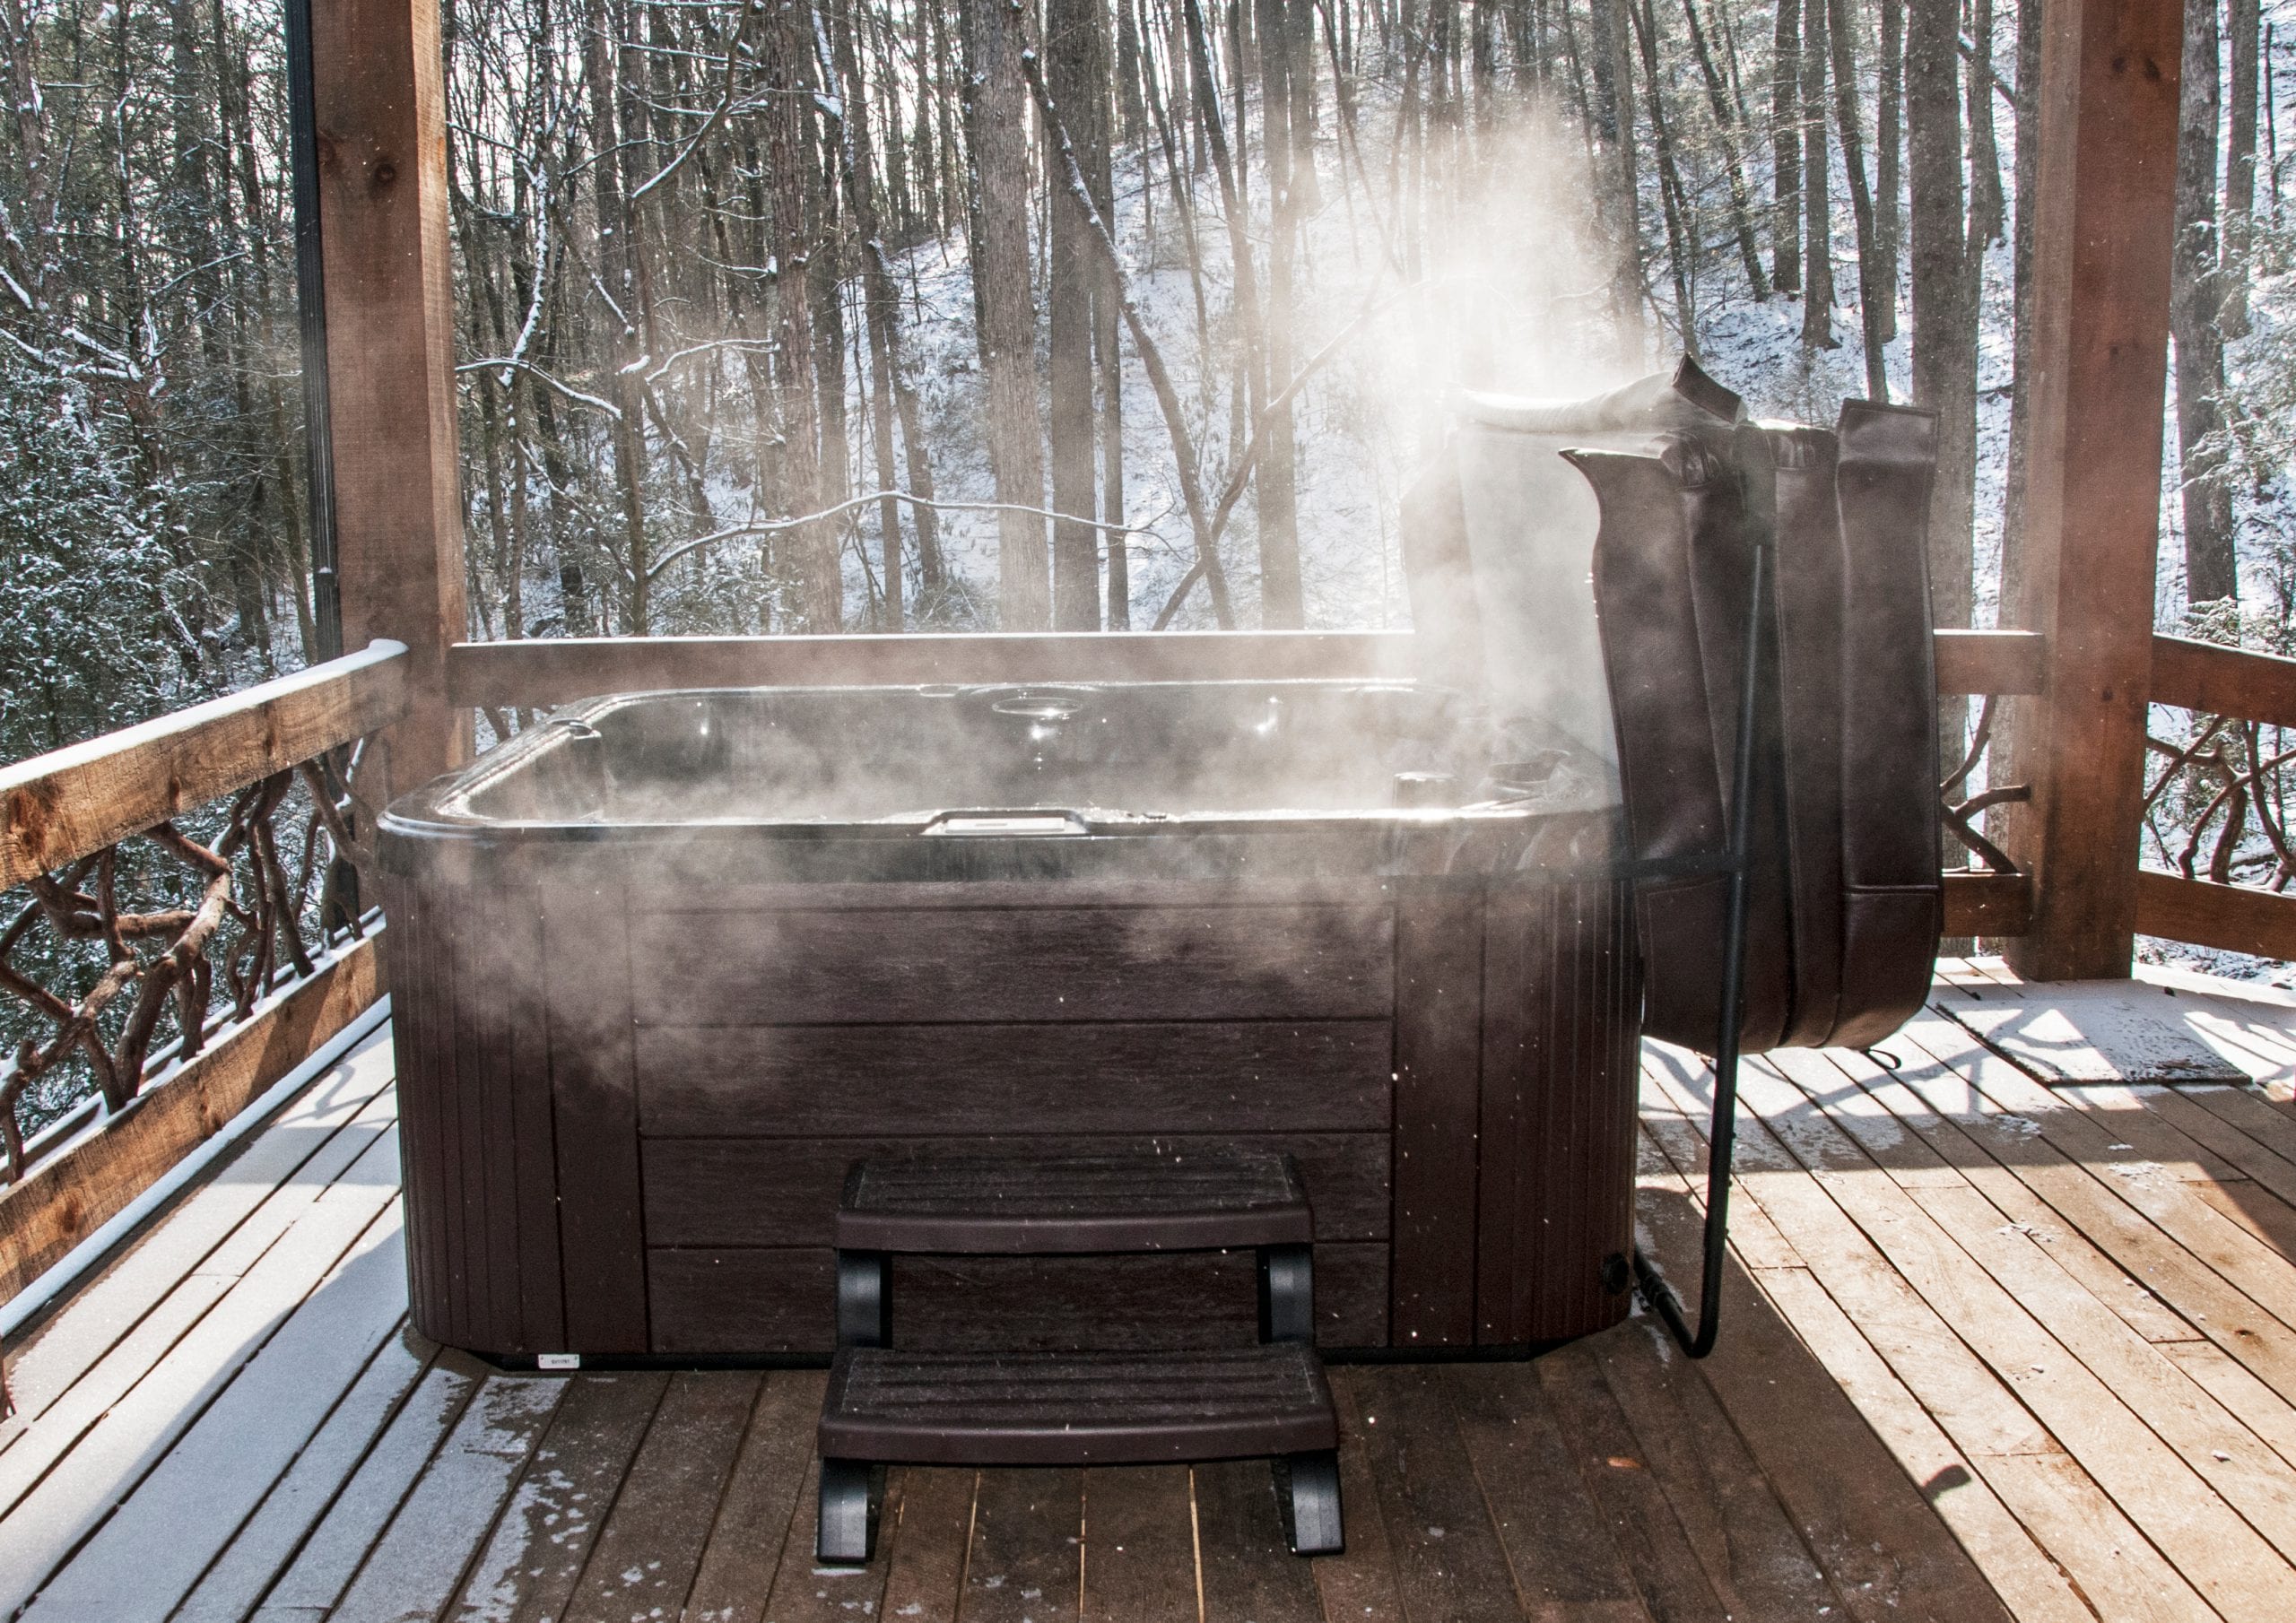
left=0, top=745, right=378, bottom=1180
left=1942, top=694, right=2031, bottom=875
left=2144, top=711, right=2296, bottom=890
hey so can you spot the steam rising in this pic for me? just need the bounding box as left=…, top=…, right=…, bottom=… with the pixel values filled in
left=439, top=681, right=1614, bottom=829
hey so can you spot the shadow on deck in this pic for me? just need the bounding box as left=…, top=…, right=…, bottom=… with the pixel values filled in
left=3, top=959, right=2295, bottom=1620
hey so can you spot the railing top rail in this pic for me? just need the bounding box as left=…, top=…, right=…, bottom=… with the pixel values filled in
left=448, top=625, right=2042, bottom=713
left=0, top=639, right=410, bottom=890
left=2149, top=633, right=2296, bottom=729
left=448, top=629, right=1422, bottom=711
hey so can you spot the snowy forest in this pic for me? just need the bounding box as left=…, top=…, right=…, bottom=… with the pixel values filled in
left=1, top=1, right=2293, bottom=794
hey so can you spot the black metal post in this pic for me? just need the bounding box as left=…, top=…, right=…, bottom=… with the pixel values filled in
left=1632, top=534, right=1770, bottom=1359
left=284, top=0, right=342, bottom=661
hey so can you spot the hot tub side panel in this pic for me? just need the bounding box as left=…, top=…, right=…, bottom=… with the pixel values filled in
left=385, top=869, right=1641, bottom=1360
left=1387, top=875, right=1640, bottom=1350
left=383, top=875, right=569, bottom=1356
left=1474, top=876, right=1642, bottom=1344
left=628, top=884, right=1399, bottom=1354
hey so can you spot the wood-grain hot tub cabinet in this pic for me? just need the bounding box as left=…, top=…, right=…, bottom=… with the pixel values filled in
left=378, top=681, right=1641, bottom=1362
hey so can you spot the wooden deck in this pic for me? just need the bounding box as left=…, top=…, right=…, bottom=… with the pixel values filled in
left=4, top=961, right=2296, bottom=1620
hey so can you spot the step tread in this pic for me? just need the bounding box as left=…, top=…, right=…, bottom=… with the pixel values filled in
left=818, top=1343, right=1339, bottom=1465
left=834, top=1147, right=1313, bottom=1254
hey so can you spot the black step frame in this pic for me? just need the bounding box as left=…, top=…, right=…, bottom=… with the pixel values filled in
left=819, top=1158, right=1339, bottom=1563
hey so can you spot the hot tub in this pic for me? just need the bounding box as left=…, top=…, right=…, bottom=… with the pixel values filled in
left=378, top=680, right=1640, bottom=1361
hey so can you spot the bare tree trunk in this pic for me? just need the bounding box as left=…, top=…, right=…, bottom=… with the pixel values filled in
left=810, top=195, right=853, bottom=629
left=1771, top=0, right=1803, bottom=294
left=2226, top=0, right=2259, bottom=334
left=1588, top=0, right=1645, bottom=345
left=962, top=0, right=1051, bottom=629
left=1965, top=0, right=2004, bottom=255
left=1875, top=0, right=1901, bottom=343
left=1047, top=0, right=1109, bottom=628
left=2171, top=0, right=2238, bottom=604
left=1829, top=0, right=1883, bottom=393
left=1183, top=0, right=1273, bottom=525
left=1080, top=0, right=1123, bottom=628
left=1257, top=0, right=1304, bottom=623
left=1683, top=0, right=1770, bottom=299
left=933, top=0, right=966, bottom=232
left=831, top=7, right=907, bottom=629
left=585, top=0, right=652, bottom=632
left=761, top=0, right=836, bottom=629
left=506, top=380, right=527, bottom=641
left=1632, top=0, right=1697, bottom=352
left=1909, top=0, right=1977, bottom=793
left=1799, top=0, right=1836, bottom=346
left=2270, top=21, right=2283, bottom=225
left=2001, top=0, right=2044, bottom=612
left=1098, top=0, right=1131, bottom=630
left=1288, top=0, right=1322, bottom=211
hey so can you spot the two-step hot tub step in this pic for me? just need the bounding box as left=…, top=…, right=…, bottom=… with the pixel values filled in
left=835, top=1146, right=1316, bottom=1252
left=817, top=1147, right=1343, bottom=1562
left=816, top=1344, right=1344, bottom=1559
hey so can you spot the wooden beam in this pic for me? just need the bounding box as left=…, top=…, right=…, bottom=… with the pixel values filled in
left=310, top=0, right=468, bottom=797
left=448, top=631, right=1422, bottom=712
left=1998, top=0, right=2185, bottom=981
left=448, top=625, right=2042, bottom=715
left=2134, top=870, right=2296, bottom=959
left=1944, top=871, right=2034, bottom=937
left=0, top=932, right=383, bottom=1301
left=2149, top=634, right=2296, bottom=727
left=1935, top=629, right=2048, bottom=697
left=0, top=642, right=409, bottom=890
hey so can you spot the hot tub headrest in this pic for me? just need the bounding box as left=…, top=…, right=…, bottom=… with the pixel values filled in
left=1404, top=360, right=1942, bottom=1054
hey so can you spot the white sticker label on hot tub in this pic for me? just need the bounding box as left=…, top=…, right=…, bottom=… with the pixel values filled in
left=926, top=813, right=1086, bottom=836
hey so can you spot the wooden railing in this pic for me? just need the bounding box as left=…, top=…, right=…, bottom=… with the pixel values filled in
left=1924, top=628, right=2296, bottom=957
left=0, top=642, right=408, bottom=1298
left=2135, top=635, right=2296, bottom=959
left=448, top=629, right=1425, bottom=712
left=452, top=626, right=2048, bottom=712
left=1935, top=629, right=2045, bottom=939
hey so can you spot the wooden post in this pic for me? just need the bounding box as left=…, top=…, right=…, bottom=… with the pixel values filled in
left=309, top=0, right=470, bottom=794
left=1999, top=0, right=2184, bottom=981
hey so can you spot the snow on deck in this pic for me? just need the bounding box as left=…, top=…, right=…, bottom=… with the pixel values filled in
left=2, top=960, right=2294, bottom=1619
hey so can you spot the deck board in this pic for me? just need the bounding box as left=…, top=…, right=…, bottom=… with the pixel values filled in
left=874, top=1466, right=977, bottom=1622
left=173, top=1332, right=436, bottom=1623
left=1078, top=1464, right=1196, bottom=1623
left=677, top=1370, right=817, bottom=1619
left=560, top=1370, right=758, bottom=1623
left=248, top=1353, right=485, bottom=1619
left=440, top=1370, right=666, bottom=1622
left=3, top=964, right=2295, bottom=1619
left=22, top=1208, right=409, bottom=1621
left=1, top=1039, right=397, bottom=1436
left=324, top=1371, right=564, bottom=1623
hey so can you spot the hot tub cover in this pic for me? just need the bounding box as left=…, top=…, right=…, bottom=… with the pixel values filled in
left=1403, top=360, right=1943, bottom=1053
